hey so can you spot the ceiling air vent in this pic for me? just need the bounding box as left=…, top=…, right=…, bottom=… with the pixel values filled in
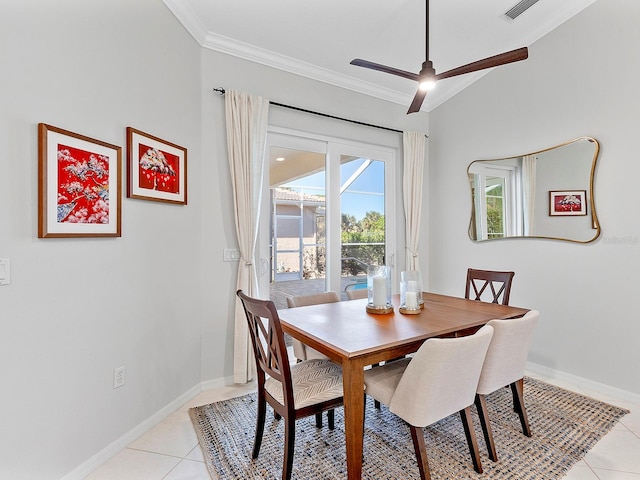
left=504, top=0, right=541, bottom=21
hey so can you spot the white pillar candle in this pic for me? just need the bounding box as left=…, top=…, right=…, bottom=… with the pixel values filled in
left=405, top=291, right=418, bottom=309
left=372, top=275, right=387, bottom=306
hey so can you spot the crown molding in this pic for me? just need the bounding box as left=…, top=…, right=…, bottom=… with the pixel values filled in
left=203, top=31, right=414, bottom=107
left=162, top=0, right=419, bottom=110
left=162, top=0, right=208, bottom=44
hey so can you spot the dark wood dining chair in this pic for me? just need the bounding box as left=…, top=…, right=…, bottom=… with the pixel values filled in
left=441, top=268, right=515, bottom=340
left=236, top=290, right=344, bottom=480
left=363, top=326, right=495, bottom=480
left=475, top=310, right=539, bottom=461
left=465, top=268, right=515, bottom=305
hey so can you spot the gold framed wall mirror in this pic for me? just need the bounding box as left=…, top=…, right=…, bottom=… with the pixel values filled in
left=468, top=137, right=600, bottom=243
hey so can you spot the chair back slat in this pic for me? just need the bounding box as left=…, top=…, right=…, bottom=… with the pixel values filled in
left=465, top=268, right=515, bottom=305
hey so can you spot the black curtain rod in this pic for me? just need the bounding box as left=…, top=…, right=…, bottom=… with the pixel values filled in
left=213, top=87, right=405, bottom=135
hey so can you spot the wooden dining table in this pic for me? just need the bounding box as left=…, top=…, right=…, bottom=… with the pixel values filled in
left=278, top=291, right=529, bottom=480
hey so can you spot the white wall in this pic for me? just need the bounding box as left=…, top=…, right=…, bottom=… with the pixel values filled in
left=0, top=1, right=202, bottom=478
left=429, top=0, right=640, bottom=395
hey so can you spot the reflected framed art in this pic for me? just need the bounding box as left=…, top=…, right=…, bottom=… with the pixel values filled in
left=549, top=190, right=587, bottom=216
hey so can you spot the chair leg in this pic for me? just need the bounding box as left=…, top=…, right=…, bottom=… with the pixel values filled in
left=282, top=416, right=295, bottom=480
left=511, top=378, right=532, bottom=437
left=460, top=407, right=483, bottom=474
left=510, top=383, right=519, bottom=411
left=253, top=394, right=266, bottom=459
left=362, top=394, right=368, bottom=463
left=315, top=413, right=323, bottom=428
left=474, top=394, right=498, bottom=462
left=371, top=363, right=382, bottom=410
left=408, top=424, right=432, bottom=480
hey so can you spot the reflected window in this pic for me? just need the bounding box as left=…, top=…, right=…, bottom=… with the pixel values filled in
left=469, top=163, right=519, bottom=240
left=486, top=176, right=506, bottom=239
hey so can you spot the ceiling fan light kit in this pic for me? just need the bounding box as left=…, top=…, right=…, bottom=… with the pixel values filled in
left=418, top=61, right=436, bottom=91
left=350, top=0, right=529, bottom=114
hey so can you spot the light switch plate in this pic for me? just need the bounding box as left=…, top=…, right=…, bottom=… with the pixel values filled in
left=0, top=258, right=10, bottom=285
left=223, top=249, right=241, bottom=262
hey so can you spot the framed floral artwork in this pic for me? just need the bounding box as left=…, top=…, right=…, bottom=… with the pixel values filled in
left=38, top=123, right=122, bottom=238
left=549, top=190, right=587, bottom=216
left=126, top=127, right=187, bottom=205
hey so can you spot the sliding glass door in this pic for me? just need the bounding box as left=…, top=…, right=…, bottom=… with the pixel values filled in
left=261, top=131, right=395, bottom=306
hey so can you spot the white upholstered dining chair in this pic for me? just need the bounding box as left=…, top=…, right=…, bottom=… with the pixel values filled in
left=285, top=291, right=340, bottom=361
left=474, top=310, right=540, bottom=461
left=287, top=290, right=387, bottom=412
left=345, top=288, right=368, bottom=300
left=363, top=325, right=494, bottom=480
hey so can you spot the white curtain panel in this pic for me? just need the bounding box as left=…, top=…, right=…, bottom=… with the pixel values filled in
left=225, top=90, right=270, bottom=383
left=402, top=131, right=426, bottom=271
left=522, top=155, right=537, bottom=236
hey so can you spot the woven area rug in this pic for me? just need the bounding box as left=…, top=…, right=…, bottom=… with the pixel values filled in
left=189, top=377, right=629, bottom=479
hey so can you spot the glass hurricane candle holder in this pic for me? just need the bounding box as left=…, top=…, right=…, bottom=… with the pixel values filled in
left=366, top=265, right=393, bottom=314
left=399, top=270, right=422, bottom=314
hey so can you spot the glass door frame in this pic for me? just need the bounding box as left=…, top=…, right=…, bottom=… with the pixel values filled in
left=260, top=127, right=397, bottom=298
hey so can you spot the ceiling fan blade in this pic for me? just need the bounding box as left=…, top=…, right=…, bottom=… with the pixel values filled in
left=407, top=89, right=428, bottom=114
left=435, top=47, right=528, bottom=81
left=350, top=59, right=420, bottom=82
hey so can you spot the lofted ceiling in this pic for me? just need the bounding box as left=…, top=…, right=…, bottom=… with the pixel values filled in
left=163, top=0, right=597, bottom=112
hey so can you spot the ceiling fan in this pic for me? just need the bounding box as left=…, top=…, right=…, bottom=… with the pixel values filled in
left=350, top=0, right=529, bottom=114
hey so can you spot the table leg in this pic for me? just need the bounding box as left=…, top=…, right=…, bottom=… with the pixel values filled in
left=342, top=358, right=365, bottom=480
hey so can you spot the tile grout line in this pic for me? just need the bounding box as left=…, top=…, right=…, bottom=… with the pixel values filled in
left=125, top=446, right=185, bottom=459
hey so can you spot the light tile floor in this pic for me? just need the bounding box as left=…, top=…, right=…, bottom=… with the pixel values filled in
left=84, top=371, right=640, bottom=480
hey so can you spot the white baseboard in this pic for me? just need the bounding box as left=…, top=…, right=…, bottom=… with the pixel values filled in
left=60, top=383, right=204, bottom=480
left=201, top=375, right=235, bottom=391
left=526, top=361, right=640, bottom=404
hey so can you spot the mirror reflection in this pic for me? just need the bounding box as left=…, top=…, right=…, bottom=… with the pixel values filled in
left=468, top=137, right=600, bottom=243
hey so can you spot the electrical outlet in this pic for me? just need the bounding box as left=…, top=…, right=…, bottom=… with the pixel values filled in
left=113, top=366, right=126, bottom=389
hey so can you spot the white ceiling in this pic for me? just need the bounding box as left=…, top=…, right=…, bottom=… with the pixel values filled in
left=163, top=0, right=597, bottom=112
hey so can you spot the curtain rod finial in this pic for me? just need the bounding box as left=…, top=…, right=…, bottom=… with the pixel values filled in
left=213, top=87, right=226, bottom=95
